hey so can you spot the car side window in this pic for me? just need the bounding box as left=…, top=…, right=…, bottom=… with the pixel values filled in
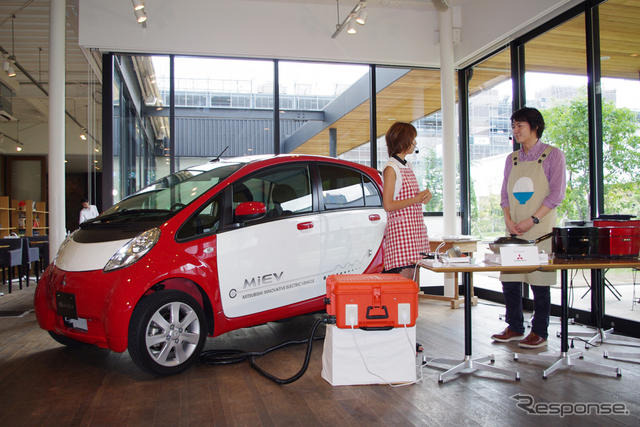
left=319, top=164, right=366, bottom=210
left=363, top=174, right=382, bottom=207
left=233, top=165, right=312, bottom=219
left=176, top=194, right=222, bottom=240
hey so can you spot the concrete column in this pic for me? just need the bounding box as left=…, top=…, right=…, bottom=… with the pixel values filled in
left=48, top=0, right=66, bottom=260
left=439, top=7, right=456, bottom=236
left=439, top=8, right=457, bottom=297
left=329, top=128, right=337, bottom=157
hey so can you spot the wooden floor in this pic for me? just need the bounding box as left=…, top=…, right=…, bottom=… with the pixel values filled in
left=1, top=284, right=640, bottom=426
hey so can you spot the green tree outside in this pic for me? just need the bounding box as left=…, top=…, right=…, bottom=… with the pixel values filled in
left=542, top=98, right=640, bottom=222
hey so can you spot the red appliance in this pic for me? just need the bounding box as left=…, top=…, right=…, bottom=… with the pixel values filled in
left=326, top=274, right=419, bottom=329
left=594, top=216, right=640, bottom=258
left=596, top=226, right=640, bottom=258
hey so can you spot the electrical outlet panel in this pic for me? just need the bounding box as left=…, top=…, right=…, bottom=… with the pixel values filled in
left=398, top=303, right=411, bottom=325
left=345, top=304, right=358, bottom=327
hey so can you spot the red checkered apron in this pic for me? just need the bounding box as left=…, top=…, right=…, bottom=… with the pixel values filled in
left=383, top=166, right=429, bottom=270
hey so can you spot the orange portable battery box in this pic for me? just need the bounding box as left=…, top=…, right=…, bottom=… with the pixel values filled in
left=325, top=274, right=419, bottom=329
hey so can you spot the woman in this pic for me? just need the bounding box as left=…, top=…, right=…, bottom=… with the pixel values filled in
left=491, top=107, right=566, bottom=349
left=382, top=122, right=432, bottom=281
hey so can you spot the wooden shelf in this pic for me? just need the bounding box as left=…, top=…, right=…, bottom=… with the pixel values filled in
left=6, top=199, right=48, bottom=237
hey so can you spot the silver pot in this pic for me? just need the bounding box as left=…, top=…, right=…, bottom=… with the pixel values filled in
left=488, top=233, right=552, bottom=254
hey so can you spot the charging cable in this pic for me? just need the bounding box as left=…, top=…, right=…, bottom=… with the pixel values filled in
left=199, top=315, right=328, bottom=384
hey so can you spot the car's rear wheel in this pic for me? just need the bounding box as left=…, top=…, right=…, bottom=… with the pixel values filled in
left=128, top=290, right=207, bottom=375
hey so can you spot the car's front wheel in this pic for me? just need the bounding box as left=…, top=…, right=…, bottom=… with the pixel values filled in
left=128, top=290, right=207, bottom=375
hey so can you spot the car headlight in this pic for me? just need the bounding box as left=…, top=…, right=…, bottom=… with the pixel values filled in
left=53, top=231, right=77, bottom=266
left=104, top=228, right=161, bottom=272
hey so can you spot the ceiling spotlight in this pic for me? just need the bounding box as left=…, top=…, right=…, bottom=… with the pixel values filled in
left=134, top=8, right=147, bottom=23
left=132, top=0, right=145, bottom=11
left=346, top=20, right=357, bottom=34
left=80, top=131, right=87, bottom=141
left=16, top=145, right=23, bottom=152
left=332, top=1, right=367, bottom=38
left=3, top=61, right=16, bottom=77
left=355, top=6, right=367, bottom=25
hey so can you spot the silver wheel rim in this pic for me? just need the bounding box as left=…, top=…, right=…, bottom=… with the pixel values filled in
left=144, top=301, right=201, bottom=367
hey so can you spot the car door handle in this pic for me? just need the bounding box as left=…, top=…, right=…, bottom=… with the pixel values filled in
left=368, top=214, right=381, bottom=221
left=297, top=221, right=314, bottom=230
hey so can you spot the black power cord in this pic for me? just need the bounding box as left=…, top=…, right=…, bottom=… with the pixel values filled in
left=199, top=316, right=331, bottom=384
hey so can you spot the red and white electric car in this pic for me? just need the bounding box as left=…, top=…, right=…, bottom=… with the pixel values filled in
left=35, top=155, right=386, bottom=375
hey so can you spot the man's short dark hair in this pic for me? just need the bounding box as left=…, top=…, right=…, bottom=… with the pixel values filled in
left=81, top=197, right=89, bottom=204
left=511, top=107, right=545, bottom=138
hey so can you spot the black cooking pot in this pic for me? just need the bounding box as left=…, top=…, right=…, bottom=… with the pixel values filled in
left=489, top=233, right=552, bottom=254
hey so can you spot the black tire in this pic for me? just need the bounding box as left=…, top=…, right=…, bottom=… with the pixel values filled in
left=128, top=290, right=207, bottom=376
left=48, top=331, right=87, bottom=348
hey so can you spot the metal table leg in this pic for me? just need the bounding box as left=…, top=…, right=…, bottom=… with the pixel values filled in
left=515, top=269, right=622, bottom=379
left=603, top=351, right=640, bottom=363
left=565, top=269, right=640, bottom=349
left=425, top=272, right=520, bottom=383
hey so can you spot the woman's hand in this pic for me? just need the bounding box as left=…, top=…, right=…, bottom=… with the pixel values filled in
left=414, top=188, right=432, bottom=205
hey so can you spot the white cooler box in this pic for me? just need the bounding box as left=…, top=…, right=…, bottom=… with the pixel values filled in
left=321, top=324, right=417, bottom=386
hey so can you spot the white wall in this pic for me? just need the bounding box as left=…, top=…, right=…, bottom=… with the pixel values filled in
left=79, top=0, right=582, bottom=68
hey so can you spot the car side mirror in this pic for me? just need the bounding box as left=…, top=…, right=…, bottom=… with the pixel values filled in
left=235, top=201, right=266, bottom=223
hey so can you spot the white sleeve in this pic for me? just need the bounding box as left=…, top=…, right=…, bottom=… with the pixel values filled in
left=383, top=160, right=403, bottom=200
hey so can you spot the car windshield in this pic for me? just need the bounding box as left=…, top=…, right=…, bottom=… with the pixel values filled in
left=99, top=162, right=244, bottom=219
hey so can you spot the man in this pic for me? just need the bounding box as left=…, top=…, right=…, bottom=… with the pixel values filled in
left=491, top=107, right=566, bottom=349
left=79, top=197, right=99, bottom=224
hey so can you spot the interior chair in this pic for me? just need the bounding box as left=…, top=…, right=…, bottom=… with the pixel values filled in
left=0, top=238, right=24, bottom=293
left=268, top=183, right=296, bottom=218
left=28, top=235, right=49, bottom=272
left=21, top=237, right=40, bottom=287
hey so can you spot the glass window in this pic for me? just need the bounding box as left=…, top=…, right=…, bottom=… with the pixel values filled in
left=600, top=0, right=640, bottom=215
left=173, top=57, right=274, bottom=168
left=469, top=48, right=512, bottom=239
left=599, top=0, right=640, bottom=324
left=279, top=61, right=369, bottom=158
left=319, top=165, right=365, bottom=210
left=525, top=13, right=587, bottom=307
left=113, top=55, right=170, bottom=203
left=467, top=47, right=512, bottom=294
left=363, top=175, right=382, bottom=207
left=232, top=165, right=312, bottom=219
left=367, top=67, right=446, bottom=217
left=176, top=194, right=223, bottom=240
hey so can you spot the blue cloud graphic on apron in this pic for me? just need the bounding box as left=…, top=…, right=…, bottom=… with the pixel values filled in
left=512, top=176, right=534, bottom=205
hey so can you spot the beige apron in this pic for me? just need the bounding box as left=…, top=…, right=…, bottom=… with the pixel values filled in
left=499, top=146, right=556, bottom=286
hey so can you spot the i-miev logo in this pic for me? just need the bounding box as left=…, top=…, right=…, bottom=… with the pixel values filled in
left=511, top=393, right=630, bottom=417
